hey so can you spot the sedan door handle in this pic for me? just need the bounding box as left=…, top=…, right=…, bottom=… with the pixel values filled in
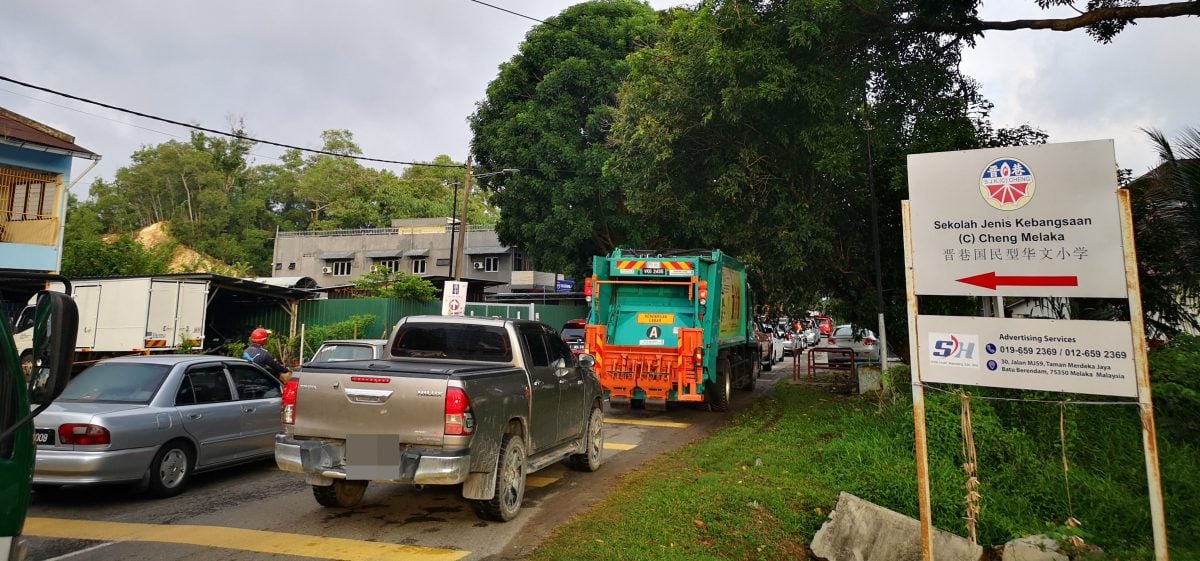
left=532, top=380, right=545, bottom=387
left=242, top=407, right=256, bottom=413
left=188, top=413, right=203, bottom=420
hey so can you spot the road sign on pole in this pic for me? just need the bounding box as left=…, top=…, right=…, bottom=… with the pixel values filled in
left=908, top=140, right=1127, bottom=298
left=442, top=281, right=468, bottom=317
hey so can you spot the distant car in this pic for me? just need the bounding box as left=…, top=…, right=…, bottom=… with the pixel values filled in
left=785, top=329, right=806, bottom=356
left=823, top=324, right=901, bottom=363
left=33, top=355, right=282, bottom=497
left=307, top=339, right=388, bottom=364
left=756, top=323, right=783, bottom=369
left=802, top=322, right=821, bottom=347
left=561, top=319, right=587, bottom=357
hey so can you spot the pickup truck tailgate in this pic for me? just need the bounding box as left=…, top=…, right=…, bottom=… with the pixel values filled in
left=293, top=363, right=453, bottom=446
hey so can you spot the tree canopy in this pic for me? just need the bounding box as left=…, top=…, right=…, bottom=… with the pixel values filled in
left=469, top=0, right=662, bottom=277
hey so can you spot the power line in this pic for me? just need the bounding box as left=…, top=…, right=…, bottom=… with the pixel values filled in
left=0, top=86, right=285, bottom=165
left=0, top=74, right=464, bottom=169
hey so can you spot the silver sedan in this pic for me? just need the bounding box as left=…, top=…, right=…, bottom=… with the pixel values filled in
left=33, top=355, right=281, bottom=497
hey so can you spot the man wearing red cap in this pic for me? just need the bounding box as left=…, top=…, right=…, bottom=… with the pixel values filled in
left=244, top=328, right=288, bottom=380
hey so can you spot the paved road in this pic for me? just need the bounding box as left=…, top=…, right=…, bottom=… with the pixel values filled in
left=24, top=370, right=782, bottom=561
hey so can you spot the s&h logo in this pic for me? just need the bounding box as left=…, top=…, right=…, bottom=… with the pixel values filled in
left=929, top=332, right=980, bottom=369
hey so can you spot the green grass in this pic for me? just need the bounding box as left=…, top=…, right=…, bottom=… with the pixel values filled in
left=531, top=378, right=1200, bottom=561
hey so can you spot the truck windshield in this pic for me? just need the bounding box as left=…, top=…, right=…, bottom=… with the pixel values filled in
left=391, top=324, right=512, bottom=362
left=58, top=363, right=171, bottom=404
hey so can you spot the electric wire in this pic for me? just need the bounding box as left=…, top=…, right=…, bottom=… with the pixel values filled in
left=0, top=86, right=285, bottom=165
left=0, top=74, right=464, bottom=169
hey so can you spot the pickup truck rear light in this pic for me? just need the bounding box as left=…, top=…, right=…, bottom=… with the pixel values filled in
left=58, top=424, right=110, bottom=445
left=281, top=378, right=299, bottom=425
left=444, top=387, right=475, bottom=436
left=864, top=337, right=878, bottom=346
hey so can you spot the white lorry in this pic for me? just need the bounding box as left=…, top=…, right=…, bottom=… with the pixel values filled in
left=13, top=278, right=208, bottom=369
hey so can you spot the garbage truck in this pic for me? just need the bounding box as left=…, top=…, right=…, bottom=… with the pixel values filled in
left=583, top=249, right=759, bottom=411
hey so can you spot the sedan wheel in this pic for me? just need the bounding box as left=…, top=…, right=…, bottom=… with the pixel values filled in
left=147, top=441, right=194, bottom=498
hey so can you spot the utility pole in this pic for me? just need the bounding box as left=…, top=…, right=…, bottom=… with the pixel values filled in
left=865, top=103, right=888, bottom=372
left=454, top=156, right=472, bottom=282
left=446, top=181, right=460, bottom=279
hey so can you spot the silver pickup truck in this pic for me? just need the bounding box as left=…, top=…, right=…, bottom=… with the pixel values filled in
left=275, top=316, right=604, bottom=521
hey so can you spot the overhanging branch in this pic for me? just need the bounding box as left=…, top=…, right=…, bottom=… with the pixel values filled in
left=976, top=1, right=1199, bottom=32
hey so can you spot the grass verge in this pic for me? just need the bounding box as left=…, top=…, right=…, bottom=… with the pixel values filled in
left=531, top=365, right=1199, bottom=560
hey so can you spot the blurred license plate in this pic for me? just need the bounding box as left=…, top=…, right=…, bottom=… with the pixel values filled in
left=34, top=428, right=54, bottom=445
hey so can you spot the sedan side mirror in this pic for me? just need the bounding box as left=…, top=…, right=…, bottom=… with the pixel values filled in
left=578, top=354, right=596, bottom=368
left=27, top=290, right=79, bottom=406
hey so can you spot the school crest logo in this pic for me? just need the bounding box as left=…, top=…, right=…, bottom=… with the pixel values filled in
left=980, top=158, right=1035, bottom=211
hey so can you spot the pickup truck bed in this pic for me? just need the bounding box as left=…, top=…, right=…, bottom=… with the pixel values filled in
left=275, top=316, right=605, bottom=521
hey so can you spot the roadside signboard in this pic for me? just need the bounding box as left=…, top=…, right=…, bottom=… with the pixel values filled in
left=903, top=139, right=1167, bottom=560
left=441, top=281, right=468, bottom=317
left=907, top=140, right=1126, bottom=298
left=555, top=279, right=574, bottom=292
left=916, top=315, right=1136, bottom=397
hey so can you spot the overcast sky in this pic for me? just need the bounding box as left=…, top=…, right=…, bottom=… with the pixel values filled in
left=2, top=1, right=1196, bottom=195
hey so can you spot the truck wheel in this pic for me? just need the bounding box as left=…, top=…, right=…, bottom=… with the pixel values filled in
left=147, top=440, right=194, bottom=498
left=313, top=480, right=368, bottom=508
left=763, top=353, right=773, bottom=372
left=569, top=405, right=604, bottom=472
left=474, top=434, right=527, bottom=522
left=707, top=359, right=731, bottom=412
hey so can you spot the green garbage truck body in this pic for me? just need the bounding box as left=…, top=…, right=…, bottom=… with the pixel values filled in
left=583, top=249, right=759, bottom=411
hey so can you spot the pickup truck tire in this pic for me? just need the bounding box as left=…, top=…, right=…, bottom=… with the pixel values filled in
left=569, top=406, right=604, bottom=472
left=707, top=359, right=731, bottom=412
left=474, top=434, right=527, bottom=522
left=313, top=479, right=368, bottom=508
left=147, top=440, right=193, bottom=498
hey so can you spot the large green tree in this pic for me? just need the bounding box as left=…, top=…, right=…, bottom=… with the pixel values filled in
left=469, top=0, right=661, bottom=276
left=606, top=0, right=1021, bottom=327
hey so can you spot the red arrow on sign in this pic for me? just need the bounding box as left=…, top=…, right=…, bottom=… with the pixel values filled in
left=956, top=272, right=1079, bottom=290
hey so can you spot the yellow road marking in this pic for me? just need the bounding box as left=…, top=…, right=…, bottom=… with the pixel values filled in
left=603, top=442, right=636, bottom=451
left=605, top=418, right=690, bottom=428
left=24, top=517, right=469, bottom=561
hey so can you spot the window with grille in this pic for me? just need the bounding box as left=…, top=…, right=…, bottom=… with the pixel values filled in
left=484, top=256, right=500, bottom=272
left=3, top=166, right=61, bottom=222
left=412, top=258, right=427, bottom=274
left=376, top=258, right=401, bottom=273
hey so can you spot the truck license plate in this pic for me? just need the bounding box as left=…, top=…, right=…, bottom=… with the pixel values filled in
left=34, top=428, right=54, bottom=445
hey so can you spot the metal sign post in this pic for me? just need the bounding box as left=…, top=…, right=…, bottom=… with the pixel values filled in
left=903, top=141, right=1167, bottom=560
left=902, top=201, right=936, bottom=560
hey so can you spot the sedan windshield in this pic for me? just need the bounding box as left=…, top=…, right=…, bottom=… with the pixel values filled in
left=59, top=363, right=171, bottom=404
